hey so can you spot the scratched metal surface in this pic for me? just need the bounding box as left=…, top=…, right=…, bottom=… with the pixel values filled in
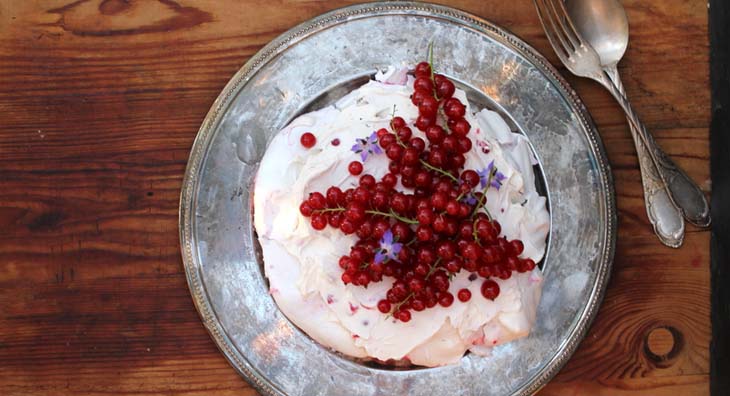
left=179, top=2, right=617, bottom=395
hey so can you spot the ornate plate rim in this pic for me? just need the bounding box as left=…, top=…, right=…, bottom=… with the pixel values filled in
left=179, top=2, right=617, bottom=395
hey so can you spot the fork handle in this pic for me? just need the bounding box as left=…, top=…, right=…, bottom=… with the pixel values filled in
left=606, top=67, right=684, bottom=247
left=597, top=71, right=711, bottom=228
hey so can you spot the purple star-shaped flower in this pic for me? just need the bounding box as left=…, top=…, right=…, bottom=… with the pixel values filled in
left=461, top=193, right=478, bottom=206
left=477, top=160, right=507, bottom=190
left=491, top=170, right=507, bottom=190
left=351, top=131, right=383, bottom=161
left=374, top=230, right=402, bottom=264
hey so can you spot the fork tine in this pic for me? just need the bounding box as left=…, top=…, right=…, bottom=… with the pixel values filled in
left=533, top=0, right=572, bottom=60
left=557, top=0, right=585, bottom=46
left=545, top=0, right=580, bottom=52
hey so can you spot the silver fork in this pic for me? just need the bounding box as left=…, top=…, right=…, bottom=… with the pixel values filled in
left=533, top=0, right=711, bottom=230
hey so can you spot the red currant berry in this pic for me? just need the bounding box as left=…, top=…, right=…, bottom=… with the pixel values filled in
left=359, top=174, right=376, bottom=188
left=409, top=137, right=426, bottom=152
left=481, top=279, right=500, bottom=300
left=390, top=193, right=408, bottom=213
left=345, top=201, right=366, bottom=223
left=392, top=116, right=407, bottom=129
left=340, top=219, right=356, bottom=234
left=457, top=136, right=472, bottom=153
left=417, top=246, right=436, bottom=264
left=377, top=299, right=391, bottom=313
left=348, top=161, right=363, bottom=176
left=437, top=241, right=456, bottom=260
left=414, top=62, right=432, bottom=78
left=352, top=186, right=370, bottom=204
left=460, top=170, right=480, bottom=187
left=415, top=170, right=432, bottom=187
left=411, top=89, right=430, bottom=106
left=300, top=132, right=316, bottom=148
left=397, top=309, right=412, bottom=322
left=415, top=114, right=436, bottom=131
left=326, top=186, right=344, bottom=206
left=311, top=214, right=327, bottom=230
left=328, top=213, right=343, bottom=228
left=401, top=176, right=415, bottom=188
left=397, top=126, right=413, bottom=141
left=436, top=79, right=456, bottom=99
left=431, top=273, right=450, bottom=292
left=411, top=299, right=426, bottom=312
left=445, top=258, right=462, bottom=273
left=308, top=192, right=326, bottom=209
left=388, top=161, right=401, bottom=175
left=445, top=199, right=460, bottom=216
left=299, top=201, right=314, bottom=217
left=425, top=125, right=446, bottom=144
left=416, top=225, right=433, bottom=241
left=442, top=135, right=458, bottom=153
left=463, top=259, right=479, bottom=272
left=432, top=214, right=448, bottom=233
left=481, top=246, right=499, bottom=264
left=510, top=239, right=525, bottom=256
left=379, top=133, right=396, bottom=149
left=428, top=149, right=447, bottom=167
left=451, top=153, right=466, bottom=168
left=438, top=292, right=454, bottom=307
left=386, top=144, right=404, bottom=160
left=418, top=96, right=439, bottom=118
left=341, top=272, right=353, bottom=284
left=452, top=119, right=470, bottom=136
left=392, top=222, right=412, bottom=241
left=457, top=288, right=472, bottom=302
left=376, top=128, right=390, bottom=138
left=461, top=242, right=481, bottom=261
left=408, top=277, right=425, bottom=293
left=444, top=98, right=466, bottom=118
left=414, top=77, right=434, bottom=92
left=356, top=220, right=374, bottom=239
left=402, top=147, right=419, bottom=165
left=372, top=191, right=389, bottom=209
left=414, top=262, right=430, bottom=277
left=444, top=219, right=458, bottom=236
left=417, top=208, right=435, bottom=225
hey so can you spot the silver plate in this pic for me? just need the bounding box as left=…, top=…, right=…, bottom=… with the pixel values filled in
left=179, top=2, right=617, bottom=395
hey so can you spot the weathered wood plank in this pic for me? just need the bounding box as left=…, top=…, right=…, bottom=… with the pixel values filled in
left=0, top=1, right=711, bottom=395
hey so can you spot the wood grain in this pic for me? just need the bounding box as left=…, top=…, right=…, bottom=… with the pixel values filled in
left=0, top=1, right=711, bottom=395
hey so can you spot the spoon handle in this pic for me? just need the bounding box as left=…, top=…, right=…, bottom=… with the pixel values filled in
left=605, top=68, right=684, bottom=247
left=596, top=70, right=711, bottom=228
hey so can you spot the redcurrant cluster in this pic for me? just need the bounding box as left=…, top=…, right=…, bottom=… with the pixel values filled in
left=298, top=61, right=535, bottom=322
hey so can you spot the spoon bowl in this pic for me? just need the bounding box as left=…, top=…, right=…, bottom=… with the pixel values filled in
left=566, top=0, right=629, bottom=67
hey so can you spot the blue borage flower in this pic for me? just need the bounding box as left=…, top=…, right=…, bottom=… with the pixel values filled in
left=351, top=131, right=382, bottom=161
left=374, top=230, right=402, bottom=264
left=460, top=193, right=478, bottom=206
left=478, top=160, right=507, bottom=190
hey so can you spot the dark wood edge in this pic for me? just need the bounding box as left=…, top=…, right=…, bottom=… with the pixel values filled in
left=710, top=1, right=729, bottom=395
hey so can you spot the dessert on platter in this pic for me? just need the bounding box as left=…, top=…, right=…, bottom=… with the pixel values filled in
left=253, top=58, right=550, bottom=367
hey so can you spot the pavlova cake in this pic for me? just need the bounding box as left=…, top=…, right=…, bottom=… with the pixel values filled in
left=253, top=59, right=549, bottom=367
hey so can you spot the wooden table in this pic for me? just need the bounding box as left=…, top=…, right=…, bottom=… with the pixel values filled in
left=0, top=1, right=712, bottom=395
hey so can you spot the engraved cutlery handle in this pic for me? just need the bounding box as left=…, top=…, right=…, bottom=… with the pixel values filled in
left=598, top=70, right=711, bottom=228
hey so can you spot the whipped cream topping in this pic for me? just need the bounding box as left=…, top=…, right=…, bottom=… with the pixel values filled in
left=253, top=68, right=549, bottom=367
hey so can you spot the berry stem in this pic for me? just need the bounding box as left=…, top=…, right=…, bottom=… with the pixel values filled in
left=315, top=207, right=345, bottom=214
left=427, top=41, right=435, bottom=81
left=471, top=170, right=496, bottom=219
left=387, top=292, right=415, bottom=318
left=425, top=258, right=443, bottom=280
left=419, top=159, right=458, bottom=182
left=366, top=209, right=419, bottom=225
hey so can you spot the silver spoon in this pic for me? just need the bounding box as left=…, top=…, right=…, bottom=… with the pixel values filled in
left=566, top=0, right=709, bottom=245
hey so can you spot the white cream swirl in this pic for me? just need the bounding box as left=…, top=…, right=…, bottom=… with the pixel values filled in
left=253, top=69, right=549, bottom=367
